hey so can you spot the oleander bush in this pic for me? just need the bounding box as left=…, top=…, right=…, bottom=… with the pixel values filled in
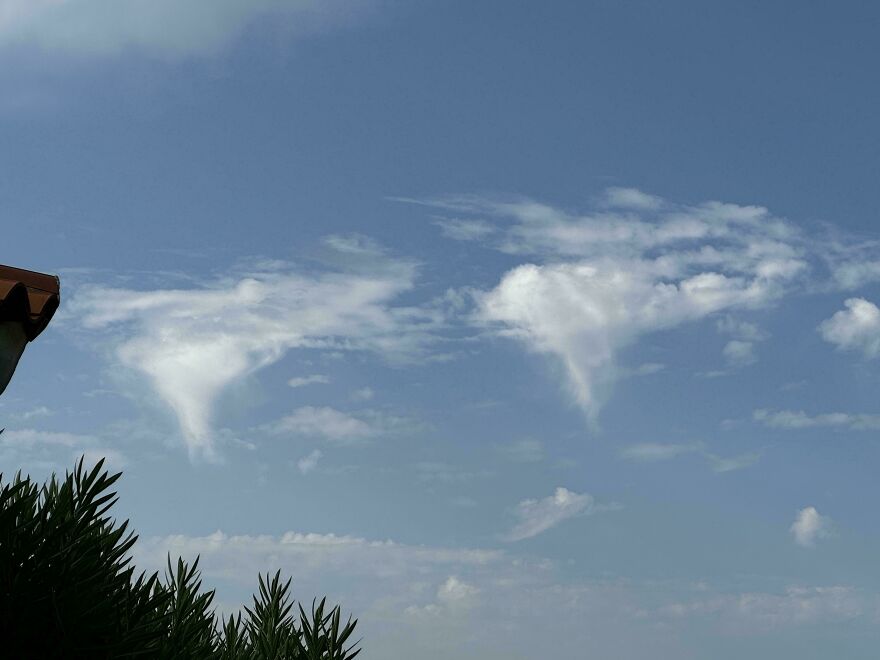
left=0, top=456, right=360, bottom=659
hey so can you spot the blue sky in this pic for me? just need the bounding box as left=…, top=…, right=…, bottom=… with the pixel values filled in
left=3, top=1, right=880, bottom=657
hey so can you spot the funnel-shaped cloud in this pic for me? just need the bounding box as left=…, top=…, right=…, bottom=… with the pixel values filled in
left=412, top=191, right=812, bottom=417
left=70, top=256, right=434, bottom=460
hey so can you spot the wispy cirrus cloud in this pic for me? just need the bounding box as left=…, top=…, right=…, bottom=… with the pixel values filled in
left=132, top=525, right=876, bottom=657
left=754, top=409, right=880, bottom=431
left=296, top=449, right=322, bottom=474
left=621, top=442, right=699, bottom=462
left=0, top=0, right=377, bottom=58
left=287, top=374, right=330, bottom=388
left=620, top=442, right=759, bottom=473
left=265, top=406, right=395, bottom=444
left=496, top=438, right=544, bottom=463
left=135, top=529, right=501, bottom=591
left=0, top=428, right=127, bottom=472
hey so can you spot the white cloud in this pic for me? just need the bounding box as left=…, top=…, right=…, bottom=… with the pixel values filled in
left=287, top=374, right=330, bottom=388
left=715, top=315, right=768, bottom=369
left=505, top=487, right=604, bottom=542
left=436, top=576, right=479, bottom=606
left=819, top=298, right=880, bottom=358
left=9, top=405, right=54, bottom=421
left=406, top=190, right=880, bottom=419
left=722, top=339, right=756, bottom=367
left=69, top=255, right=437, bottom=460
left=632, top=362, right=665, bottom=376
left=830, top=261, right=880, bottom=290
left=621, top=443, right=698, bottom=462
left=703, top=451, right=760, bottom=473
left=716, top=316, right=768, bottom=342
left=406, top=575, right=481, bottom=618
left=131, top=526, right=878, bottom=658
left=433, top=218, right=496, bottom=242
left=754, top=409, right=880, bottom=431
left=80, top=447, right=129, bottom=470
left=0, top=0, right=375, bottom=57
left=296, top=449, right=322, bottom=474
left=478, top=260, right=787, bottom=414
left=351, top=386, right=374, bottom=401
left=425, top=192, right=810, bottom=416
left=266, top=407, right=377, bottom=444
left=135, top=529, right=501, bottom=587
left=0, top=428, right=126, bottom=471
left=603, top=187, right=663, bottom=211
left=497, top=439, right=544, bottom=463
left=656, top=585, right=866, bottom=631
left=790, top=507, right=832, bottom=547
left=415, top=462, right=493, bottom=484
left=620, top=442, right=758, bottom=473
left=1, top=428, right=94, bottom=448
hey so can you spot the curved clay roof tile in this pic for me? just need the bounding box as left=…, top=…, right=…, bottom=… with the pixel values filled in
left=0, top=265, right=60, bottom=341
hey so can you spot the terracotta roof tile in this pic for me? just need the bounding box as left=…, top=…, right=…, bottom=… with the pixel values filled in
left=0, top=265, right=60, bottom=341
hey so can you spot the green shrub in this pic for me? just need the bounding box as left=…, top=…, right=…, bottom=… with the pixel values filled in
left=0, top=457, right=360, bottom=659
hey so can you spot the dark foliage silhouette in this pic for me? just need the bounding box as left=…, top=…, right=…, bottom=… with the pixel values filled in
left=0, top=457, right=360, bottom=659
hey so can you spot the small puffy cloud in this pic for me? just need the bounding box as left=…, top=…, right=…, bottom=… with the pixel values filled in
left=819, top=298, right=880, bottom=358
left=722, top=340, right=756, bottom=367
left=790, top=507, right=832, bottom=547
left=754, top=409, right=880, bottom=431
left=404, top=575, right=481, bottom=618
left=436, top=576, right=479, bottom=608
left=505, top=487, right=605, bottom=542
left=296, top=449, right=322, bottom=475
left=716, top=315, right=766, bottom=369
left=0, top=0, right=376, bottom=58
left=603, top=187, right=663, bottom=211
left=287, top=374, right=330, bottom=388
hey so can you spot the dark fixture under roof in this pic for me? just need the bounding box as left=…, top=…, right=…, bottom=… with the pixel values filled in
left=0, top=265, right=60, bottom=396
left=0, top=264, right=60, bottom=341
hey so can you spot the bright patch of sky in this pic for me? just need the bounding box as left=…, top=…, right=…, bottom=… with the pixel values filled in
left=3, top=2, right=880, bottom=658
